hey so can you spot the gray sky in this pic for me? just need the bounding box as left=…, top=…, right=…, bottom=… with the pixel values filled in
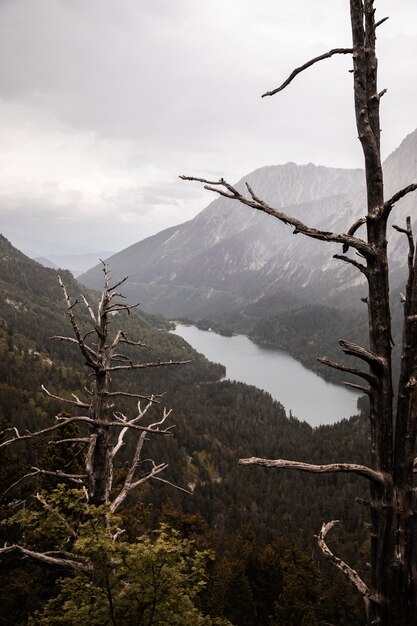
left=1, top=0, right=416, bottom=256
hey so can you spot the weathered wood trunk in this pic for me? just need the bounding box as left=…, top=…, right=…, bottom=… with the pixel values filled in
left=88, top=369, right=113, bottom=506
left=85, top=279, right=115, bottom=507
left=351, top=2, right=417, bottom=623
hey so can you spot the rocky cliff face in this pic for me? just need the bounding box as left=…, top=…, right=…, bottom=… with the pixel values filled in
left=79, top=130, right=417, bottom=325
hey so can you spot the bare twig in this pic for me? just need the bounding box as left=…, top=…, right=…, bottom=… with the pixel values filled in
left=41, top=385, right=90, bottom=409
left=262, top=48, right=353, bottom=97
left=106, top=391, right=160, bottom=402
left=57, top=277, right=98, bottom=369
left=107, top=359, right=191, bottom=372
left=0, top=416, right=95, bottom=449
left=343, top=381, right=370, bottom=395
left=383, top=184, right=417, bottom=219
left=333, top=254, right=368, bottom=275
left=151, top=475, right=193, bottom=494
left=375, top=16, right=389, bottom=28
left=318, top=356, right=376, bottom=385
left=0, top=545, right=89, bottom=571
left=30, top=467, right=87, bottom=485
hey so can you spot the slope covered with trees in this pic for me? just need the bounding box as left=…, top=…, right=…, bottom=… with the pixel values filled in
left=1, top=235, right=368, bottom=624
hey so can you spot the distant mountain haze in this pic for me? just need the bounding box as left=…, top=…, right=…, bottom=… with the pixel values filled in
left=25, top=250, right=116, bottom=276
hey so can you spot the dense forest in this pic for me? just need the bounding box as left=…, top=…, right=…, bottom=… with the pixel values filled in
left=0, top=235, right=369, bottom=624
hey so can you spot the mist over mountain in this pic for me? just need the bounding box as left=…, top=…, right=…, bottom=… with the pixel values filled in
left=79, top=130, right=417, bottom=350
left=25, top=250, right=115, bottom=276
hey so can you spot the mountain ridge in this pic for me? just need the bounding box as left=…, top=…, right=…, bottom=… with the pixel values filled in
left=79, top=130, right=417, bottom=335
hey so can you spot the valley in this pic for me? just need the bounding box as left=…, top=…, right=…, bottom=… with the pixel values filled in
left=0, top=235, right=367, bottom=624
left=78, top=130, right=417, bottom=384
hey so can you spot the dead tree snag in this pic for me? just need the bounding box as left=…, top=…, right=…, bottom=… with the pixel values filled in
left=182, top=2, right=417, bottom=624
left=1, top=263, right=190, bottom=570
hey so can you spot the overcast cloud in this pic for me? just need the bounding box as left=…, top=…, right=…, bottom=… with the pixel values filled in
left=1, top=0, right=416, bottom=255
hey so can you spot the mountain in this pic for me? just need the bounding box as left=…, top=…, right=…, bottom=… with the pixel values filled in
left=79, top=163, right=365, bottom=322
left=24, top=248, right=115, bottom=276
left=34, top=256, right=59, bottom=269
left=80, top=131, right=417, bottom=328
left=77, top=131, right=417, bottom=381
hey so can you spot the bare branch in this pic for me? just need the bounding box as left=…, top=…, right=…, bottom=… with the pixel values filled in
left=110, top=430, right=148, bottom=512
left=108, top=359, right=191, bottom=372
left=375, top=16, right=389, bottom=28
left=348, top=216, right=367, bottom=237
left=343, top=381, right=370, bottom=395
left=112, top=398, right=155, bottom=459
left=109, top=330, right=147, bottom=352
left=110, top=452, right=168, bottom=513
left=108, top=276, right=129, bottom=292
left=316, top=520, right=371, bottom=598
left=0, top=416, right=95, bottom=449
left=85, top=434, right=96, bottom=489
left=179, top=176, right=374, bottom=258
left=106, top=303, right=140, bottom=315
left=1, top=470, right=41, bottom=501
left=151, top=475, right=193, bottom=494
left=393, top=224, right=409, bottom=236
left=342, top=217, right=366, bottom=253
left=49, top=437, right=91, bottom=445
left=30, top=467, right=87, bottom=485
left=80, top=294, right=98, bottom=326
left=318, top=356, right=376, bottom=385
left=57, top=277, right=98, bottom=369
left=238, top=457, right=384, bottom=484
left=333, top=254, right=368, bottom=275
left=261, top=48, right=353, bottom=97
left=0, top=545, right=89, bottom=571
left=106, top=391, right=160, bottom=403
left=118, top=335, right=147, bottom=348
left=393, top=217, right=414, bottom=278
left=51, top=335, right=98, bottom=360
left=383, top=184, right=417, bottom=219
left=41, top=385, right=90, bottom=409
left=130, top=463, right=168, bottom=490
left=339, top=340, right=384, bottom=369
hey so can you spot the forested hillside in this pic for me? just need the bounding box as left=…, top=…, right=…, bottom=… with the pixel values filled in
left=0, top=235, right=368, bottom=624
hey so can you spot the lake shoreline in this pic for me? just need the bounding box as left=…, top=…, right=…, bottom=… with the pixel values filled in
left=172, top=321, right=356, bottom=392
left=171, top=323, right=360, bottom=427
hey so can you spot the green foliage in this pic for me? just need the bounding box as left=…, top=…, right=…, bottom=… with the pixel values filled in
left=29, top=513, right=230, bottom=626
left=250, top=304, right=368, bottom=383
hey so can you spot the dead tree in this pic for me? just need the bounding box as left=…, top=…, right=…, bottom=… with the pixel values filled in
left=0, top=263, right=190, bottom=569
left=182, top=2, right=417, bottom=624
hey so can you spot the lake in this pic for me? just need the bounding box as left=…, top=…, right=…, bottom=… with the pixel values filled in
left=172, top=324, right=360, bottom=427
